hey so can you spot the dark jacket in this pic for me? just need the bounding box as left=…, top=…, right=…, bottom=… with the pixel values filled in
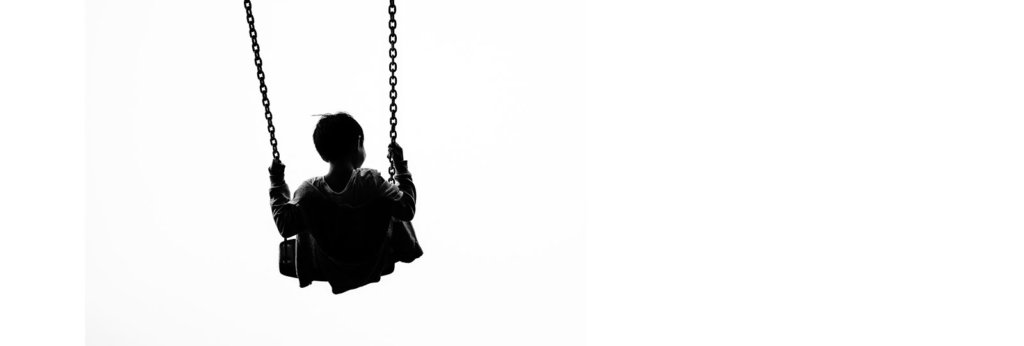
left=270, top=163, right=419, bottom=294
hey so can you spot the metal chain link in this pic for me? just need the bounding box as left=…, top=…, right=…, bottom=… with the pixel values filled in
left=244, top=0, right=280, bottom=160
left=386, top=0, right=399, bottom=184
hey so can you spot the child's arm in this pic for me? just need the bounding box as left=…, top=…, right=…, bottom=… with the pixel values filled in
left=387, top=143, right=416, bottom=221
left=269, top=159, right=306, bottom=238
left=390, top=160, right=416, bottom=221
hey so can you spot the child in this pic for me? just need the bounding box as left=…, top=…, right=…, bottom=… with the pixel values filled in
left=268, top=112, right=418, bottom=294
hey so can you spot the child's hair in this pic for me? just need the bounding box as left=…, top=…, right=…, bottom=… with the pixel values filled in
left=313, top=112, right=364, bottom=162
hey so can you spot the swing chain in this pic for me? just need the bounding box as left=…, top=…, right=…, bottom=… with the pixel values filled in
left=387, top=0, right=399, bottom=184
left=244, top=0, right=280, bottom=160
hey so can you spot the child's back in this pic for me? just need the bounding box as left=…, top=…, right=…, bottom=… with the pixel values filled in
left=269, top=112, right=418, bottom=294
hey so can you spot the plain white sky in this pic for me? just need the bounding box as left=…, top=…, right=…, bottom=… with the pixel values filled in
left=3, top=0, right=1024, bottom=345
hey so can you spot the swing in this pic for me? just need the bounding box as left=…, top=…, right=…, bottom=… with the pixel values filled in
left=243, top=0, right=421, bottom=291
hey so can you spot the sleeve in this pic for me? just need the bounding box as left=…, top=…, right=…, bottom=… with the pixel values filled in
left=378, top=161, right=416, bottom=221
left=270, top=180, right=311, bottom=238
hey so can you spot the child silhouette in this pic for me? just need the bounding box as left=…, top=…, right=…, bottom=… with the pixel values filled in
left=268, top=112, right=419, bottom=294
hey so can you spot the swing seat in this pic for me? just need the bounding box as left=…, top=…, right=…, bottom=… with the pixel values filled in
left=390, top=219, right=423, bottom=263
left=278, top=191, right=422, bottom=292
left=279, top=238, right=296, bottom=277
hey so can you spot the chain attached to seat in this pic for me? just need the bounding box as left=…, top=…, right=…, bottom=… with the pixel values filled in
left=386, top=0, right=399, bottom=184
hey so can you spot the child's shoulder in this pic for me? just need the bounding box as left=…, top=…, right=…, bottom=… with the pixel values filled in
left=293, top=177, right=324, bottom=198
left=351, top=168, right=391, bottom=191
left=299, top=176, right=322, bottom=187
left=353, top=167, right=384, bottom=180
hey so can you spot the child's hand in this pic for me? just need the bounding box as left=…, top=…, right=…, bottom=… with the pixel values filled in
left=388, top=142, right=405, bottom=162
left=269, top=159, right=285, bottom=184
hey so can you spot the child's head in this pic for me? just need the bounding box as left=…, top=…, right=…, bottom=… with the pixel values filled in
left=313, top=112, right=365, bottom=167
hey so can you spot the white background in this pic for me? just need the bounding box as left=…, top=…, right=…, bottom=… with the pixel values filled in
left=4, top=0, right=1024, bottom=345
